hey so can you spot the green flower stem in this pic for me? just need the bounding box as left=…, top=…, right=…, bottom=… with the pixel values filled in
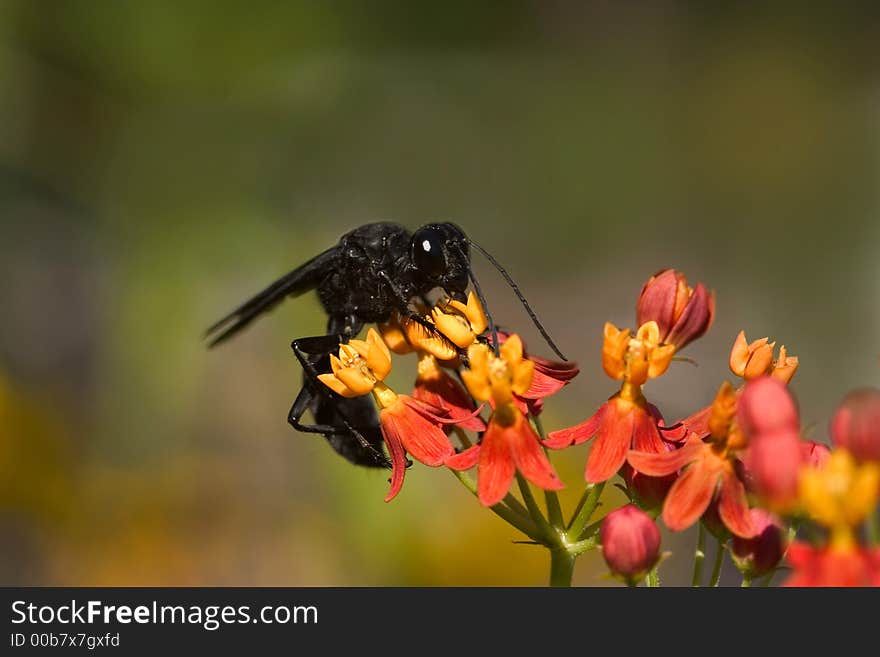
left=530, top=415, right=566, bottom=530
left=549, top=548, right=575, bottom=587
left=450, top=469, right=542, bottom=542
left=646, top=568, right=660, bottom=587
left=566, top=536, right=599, bottom=556
left=516, top=473, right=559, bottom=545
left=567, top=482, right=605, bottom=541
left=691, top=524, right=706, bottom=587
left=544, top=487, right=565, bottom=529
left=759, top=572, right=775, bottom=587
left=708, top=538, right=725, bottom=587
left=741, top=575, right=752, bottom=587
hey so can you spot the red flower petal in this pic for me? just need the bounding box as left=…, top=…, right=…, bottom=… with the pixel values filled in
left=667, top=283, right=714, bottom=350
left=662, top=457, right=722, bottom=531
left=380, top=425, right=408, bottom=502
left=532, top=356, right=580, bottom=381
left=785, top=541, right=814, bottom=569
left=521, top=368, right=568, bottom=399
left=585, top=405, right=635, bottom=483
left=783, top=545, right=880, bottom=587
left=637, top=269, right=679, bottom=339
left=545, top=402, right=607, bottom=449
left=477, top=423, right=516, bottom=507
left=510, top=416, right=564, bottom=492
left=401, top=395, right=482, bottom=426
left=381, top=400, right=454, bottom=467
left=627, top=437, right=704, bottom=477
left=520, top=358, right=580, bottom=400
left=632, top=407, right=666, bottom=453
left=661, top=404, right=711, bottom=442
left=445, top=444, right=480, bottom=470
left=413, top=375, right=487, bottom=432
left=718, top=469, right=755, bottom=538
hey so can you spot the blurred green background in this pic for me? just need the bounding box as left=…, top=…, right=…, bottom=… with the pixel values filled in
left=2, top=2, right=879, bottom=586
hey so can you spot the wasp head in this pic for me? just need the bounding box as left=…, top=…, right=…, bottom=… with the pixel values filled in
left=410, top=223, right=470, bottom=301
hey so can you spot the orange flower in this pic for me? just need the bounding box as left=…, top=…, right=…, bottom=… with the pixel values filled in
left=636, top=269, right=715, bottom=351
left=785, top=449, right=880, bottom=586
left=627, top=382, right=756, bottom=537
left=729, top=330, right=798, bottom=384
left=446, top=336, right=563, bottom=506
left=602, top=321, right=675, bottom=385
left=797, top=449, right=879, bottom=543
left=489, top=331, right=580, bottom=416
left=547, top=321, right=672, bottom=483
left=317, top=328, right=469, bottom=502
left=547, top=272, right=708, bottom=484
left=546, top=390, right=668, bottom=484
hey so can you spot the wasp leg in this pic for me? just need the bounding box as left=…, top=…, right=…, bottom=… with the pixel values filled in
left=286, top=383, right=339, bottom=435
left=291, top=333, right=391, bottom=466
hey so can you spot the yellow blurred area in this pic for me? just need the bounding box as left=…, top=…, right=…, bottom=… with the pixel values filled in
left=1, top=3, right=879, bottom=585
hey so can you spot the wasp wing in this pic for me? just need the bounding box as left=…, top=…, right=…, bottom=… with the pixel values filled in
left=206, top=246, right=337, bottom=347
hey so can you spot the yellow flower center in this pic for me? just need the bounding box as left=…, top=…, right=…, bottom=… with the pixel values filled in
left=430, top=292, right=488, bottom=350
left=603, top=321, right=675, bottom=387
left=798, top=448, right=880, bottom=533
left=461, top=335, right=534, bottom=423
left=317, top=328, right=392, bottom=398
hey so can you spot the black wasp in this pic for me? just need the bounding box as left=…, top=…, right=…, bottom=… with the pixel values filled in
left=206, top=222, right=565, bottom=469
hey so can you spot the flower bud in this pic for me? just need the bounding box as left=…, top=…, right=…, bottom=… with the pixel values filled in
left=738, top=377, right=802, bottom=510
left=636, top=269, right=715, bottom=350
left=737, top=376, right=799, bottom=437
left=742, top=431, right=802, bottom=511
left=600, top=505, right=661, bottom=582
left=830, top=388, right=880, bottom=462
left=731, top=509, right=786, bottom=577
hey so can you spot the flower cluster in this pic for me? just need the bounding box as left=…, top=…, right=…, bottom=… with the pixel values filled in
left=318, top=292, right=575, bottom=506
left=312, top=267, right=880, bottom=587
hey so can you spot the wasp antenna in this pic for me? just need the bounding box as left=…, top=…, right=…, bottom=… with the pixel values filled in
left=469, top=240, right=567, bottom=361
left=467, top=268, right=500, bottom=357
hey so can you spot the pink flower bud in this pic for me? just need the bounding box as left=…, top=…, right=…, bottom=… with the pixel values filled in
left=731, top=509, right=786, bottom=577
left=601, top=505, right=661, bottom=582
left=831, top=388, right=880, bottom=462
left=742, top=430, right=802, bottom=511
left=737, top=376, right=799, bottom=437
left=738, top=377, right=803, bottom=510
left=636, top=269, right=715, bottom=351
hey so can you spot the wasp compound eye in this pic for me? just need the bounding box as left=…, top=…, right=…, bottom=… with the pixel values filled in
left=411, top=226, right=447, bottom=278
